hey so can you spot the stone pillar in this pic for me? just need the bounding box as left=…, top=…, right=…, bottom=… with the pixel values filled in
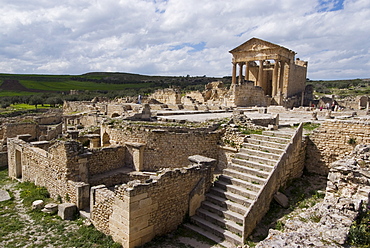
left=231, top=62, right=237, bottom=85
left=125, top=142, right=145, bottom=171
left=238, top=63, right=244, bottom=84
left=278, top=61, right=285, bottom=93
left=272, top=60, right=279, bottom=96
left=257, top=60, right=264, bottom=87
left=244, top=62, right=250, bottom=81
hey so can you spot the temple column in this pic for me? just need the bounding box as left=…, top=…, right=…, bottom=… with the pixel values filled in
left=257, top=60, right=264, bottom=87
left=238, top=63, right=244, bottom=84
left=244, top=61, right=250, bottom=81
left=231, top=62, right=237, bottom=85
left=272, top=60, right=279, bottom=96
left=278, top=61, right=285, bottom=93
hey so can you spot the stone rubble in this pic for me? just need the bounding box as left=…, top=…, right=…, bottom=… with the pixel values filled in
left=255, top=144, right=370, bottom=248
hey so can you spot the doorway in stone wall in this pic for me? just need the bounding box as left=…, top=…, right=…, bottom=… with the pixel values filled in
left=15, top=149, right=22, bottom=179
left=102, top=132, right=111, bottom=146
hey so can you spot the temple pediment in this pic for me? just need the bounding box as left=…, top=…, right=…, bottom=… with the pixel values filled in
left=229, top=37, right=294, bottom=55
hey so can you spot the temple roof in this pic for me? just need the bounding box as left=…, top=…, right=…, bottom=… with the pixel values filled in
left=229, top=37, right=296, bottom=55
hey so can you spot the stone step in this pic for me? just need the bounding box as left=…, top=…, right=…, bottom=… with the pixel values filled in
left=184, top=223, right=236, bottom=248
left=218, top=175, right=262, bottom=192
left=201, top=200, right=245, bottom=224
left=209, top=187, right=254, bottom=207
left=239, top=148, right=281, bottom=160
left=190, top=216, right=243, bottom=246
left=234, top=153, right=278, bottom=166
left=246, top=138, right=288, bottom=150
left=230, top=159, right=272, bottom=176
left=223, top=168, right=267, bottom=186
left=250, top=133, right=291, bottom=144
left=262, top=130, right=294, bottom=139
left=196, top=208, right=244, bottom=235
left=242, top=142, right=285, bottom=155
left=205, top=193, right=251, bottom=215
left=214, top=180, right=258, bottom=200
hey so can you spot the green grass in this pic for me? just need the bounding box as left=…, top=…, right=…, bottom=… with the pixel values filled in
left=10, top=103, right=53, bottom=110
left=0, top=90, right=37, bottom=97
left=302, top=123, right=320, bottom=131
left=19, top=79, right=151, bottom=91
left=0, top=168, right=122, bottom=248
left=347, top=204, right=370, bottom=247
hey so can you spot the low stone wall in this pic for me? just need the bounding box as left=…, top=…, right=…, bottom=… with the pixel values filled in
left=306, top=119, right=370, bottom=175
left=91, top=157, right=216, bottom=248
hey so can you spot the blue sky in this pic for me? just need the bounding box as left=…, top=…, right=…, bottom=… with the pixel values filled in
left=0, top=0, right=369, bottom=80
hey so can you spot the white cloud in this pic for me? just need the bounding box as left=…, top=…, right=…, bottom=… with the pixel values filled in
left=0, top=0, right=369, bottom=79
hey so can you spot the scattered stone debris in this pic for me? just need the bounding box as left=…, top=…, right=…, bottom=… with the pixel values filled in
left=42, top=203, right=58, bottom=214
left=0, top=189, right=11, bottom=202
left=32, top=199, right=44, bottom=210
left=256, top=144, right=370, bottom=247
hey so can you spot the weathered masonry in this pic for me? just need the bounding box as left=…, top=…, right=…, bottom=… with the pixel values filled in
left=229, top=38, right=308, bottom=106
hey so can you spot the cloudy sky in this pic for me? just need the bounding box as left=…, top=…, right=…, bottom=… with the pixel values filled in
left=0, top=0, right=369, bottom=80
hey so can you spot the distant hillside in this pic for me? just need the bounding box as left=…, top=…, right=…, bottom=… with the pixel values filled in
left=0, top=79, right=45, bottom=92
left=0, top=72, right=229, bottom=95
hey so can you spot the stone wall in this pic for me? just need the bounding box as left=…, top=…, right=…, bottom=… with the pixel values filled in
left=88, top=146, right=126, bottom=176
left=102, top=125, right=221, bottom=171
left=0, top=151, right=7, bottom=167
left=3, top=122, right=38, bottom=140
left=149, top=88, right=181, bottom=105
left=226, top=81, right=268, bottom=107
left=91, top=158, right=215, bottom=248
left=7, top=138, right=86, bottom=203
left=306, top=119, right=370, bottom=175
left=286, top=61, right=307, bottom=97
left=63, top=101, right=105, bottom=114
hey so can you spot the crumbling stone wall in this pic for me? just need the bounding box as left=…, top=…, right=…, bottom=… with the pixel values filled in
left=102, top=125, right=221, bottom=170
left=91, top=160, right=215, bottom=248
left=3, top=122, right=38, bottom=140
left=63, top=101, right=105, bottom=114
left=149, top=88, right=181, bottom=105
left=7, top=138, right=85, bottom=203
left=306, top=119, right=370, bottom=175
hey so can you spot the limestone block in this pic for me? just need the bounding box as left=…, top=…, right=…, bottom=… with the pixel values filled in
left=32, top=200, right=44, bottom=210
left=42, top=203, right=58, bottom=214
left=274, top=192, right=289, bottom=208
left=58, top=203, right=78, bottom=220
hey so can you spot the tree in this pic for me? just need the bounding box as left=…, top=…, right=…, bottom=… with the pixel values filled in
left=28, top=95, right=43, bottom=109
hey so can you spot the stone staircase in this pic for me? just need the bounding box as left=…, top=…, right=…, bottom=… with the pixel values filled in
left=185, top=129, right=295, bottom=247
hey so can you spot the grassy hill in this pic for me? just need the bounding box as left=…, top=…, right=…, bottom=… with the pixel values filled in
left=0, top=72, right=228, bottom=96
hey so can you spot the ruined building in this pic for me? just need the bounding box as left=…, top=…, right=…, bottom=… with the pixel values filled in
left=227, top=38, right=308, bottom=107
left=146, top=38, right=309, bottom=109
left=3, top=39, right=369, bottom=248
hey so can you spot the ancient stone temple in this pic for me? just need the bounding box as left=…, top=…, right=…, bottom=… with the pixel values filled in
left=229, top=38, right=308, bottom=106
